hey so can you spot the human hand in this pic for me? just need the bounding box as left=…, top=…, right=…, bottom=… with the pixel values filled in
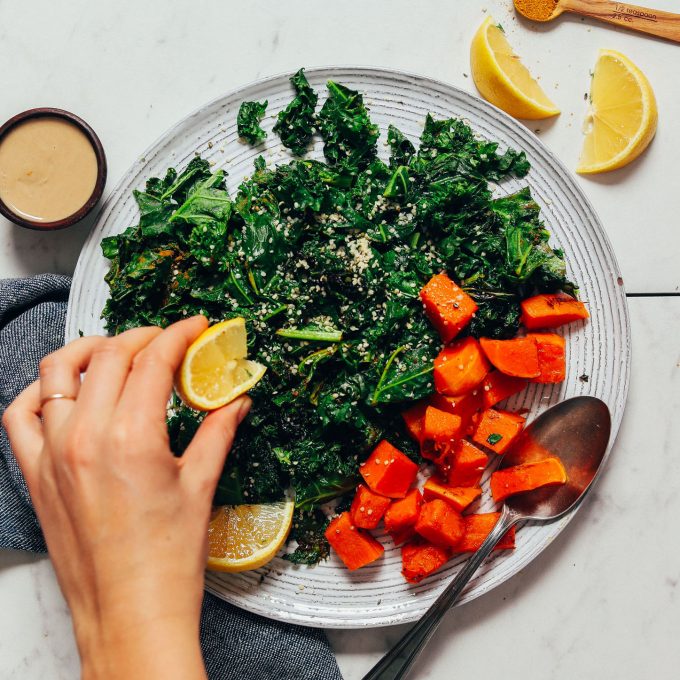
left=2, top=316, right=250, bottom=679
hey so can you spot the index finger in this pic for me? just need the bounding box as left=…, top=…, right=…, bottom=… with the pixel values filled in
left=117, top=316, right=208, bottom=421
left=2, top=381, right=43, bottom=487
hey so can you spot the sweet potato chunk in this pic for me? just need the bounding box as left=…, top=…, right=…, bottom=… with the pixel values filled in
left=420, top=273, right=478, bottom=343
left=423, top=406, right=463, bottom=443
left=422, top=479, right=481, bottom=512
left=453, top=512, right=516, bottom=552
left=360, top=440, right=418, bottom=498
left=528, top=333, right=566, bottom=383
left=490, top=457, right=567, bottom=503
left=482, top=371, right=528, bottom=409
left=391, top=526, right=416, bottom=547
left=384, top=489, right=423, bottom=538
left=433, top=337, right=490, bottom=396
left=479, top=337, right=540, bottom=379
left=429, top=391, right=483, bottom=434
left=350, top=484, right=392, bottom=529
left=421, top=407, right=463, bottom=464
left=402, top=541, right=450, bottom=583
left=520, top=293, right=589, bottom=330
left=415, top=499, right=465, bottom=548
left=447, top=439, right=489, bottom=487
left=401, top=400, right=428, bottom=443
left=325, top=512, right=384, bottom=570
left=472, top=408, right=526, bottom=455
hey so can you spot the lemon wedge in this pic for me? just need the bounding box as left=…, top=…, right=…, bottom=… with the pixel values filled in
left=577, top=49, right=657, bottom=174
left=470, top=16, right=560, bottom=120
left=207, top=501, right=295, bottom=572
left=176, top=318, right=266, bottom=411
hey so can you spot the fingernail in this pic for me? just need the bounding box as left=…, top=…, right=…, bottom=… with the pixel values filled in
left=236, top=397, right=252, bottom=424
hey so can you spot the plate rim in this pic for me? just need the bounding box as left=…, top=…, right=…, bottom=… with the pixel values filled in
left=66, top=65, right=631, bottom=628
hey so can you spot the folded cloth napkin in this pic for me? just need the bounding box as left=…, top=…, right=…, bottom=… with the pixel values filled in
left=0, top=274, right=342, bottom=680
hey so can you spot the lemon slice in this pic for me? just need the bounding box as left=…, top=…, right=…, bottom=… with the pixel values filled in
left=176, top=318, right=266, bottom=411
left=207, top=501, right=295, bottom=572
left=470, top=16, right=560, bottom=120
left=577, top=49, right=657, bottom=174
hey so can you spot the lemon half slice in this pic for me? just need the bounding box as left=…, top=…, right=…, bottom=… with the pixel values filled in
left=470, top=16, right=560, bottom=120
left=207, top=501, right=295, bottom=572
left=577, top=49, right=657, bottom=174
left=177, top=318, right=266, bottom=411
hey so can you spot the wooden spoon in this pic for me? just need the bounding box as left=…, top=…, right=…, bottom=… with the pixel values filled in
left=514, top=0, right=680, bottom=43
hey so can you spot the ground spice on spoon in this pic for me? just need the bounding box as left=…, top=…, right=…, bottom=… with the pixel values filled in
left=514, top=0, right=559, bottom=21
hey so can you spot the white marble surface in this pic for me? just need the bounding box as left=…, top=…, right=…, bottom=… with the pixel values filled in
left=1, top=1, right=679, bottom=678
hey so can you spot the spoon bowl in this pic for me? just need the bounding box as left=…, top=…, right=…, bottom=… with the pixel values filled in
left=513, top=0, right=564, bottom=22
left=363, top=396, right=612, bottom=680
left=503, top=396, right=611, bottom=520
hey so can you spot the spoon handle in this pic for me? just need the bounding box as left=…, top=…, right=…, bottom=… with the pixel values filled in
left=361, top=506, right=518, bottom=680
left=562, top=0, right=680, bottom=43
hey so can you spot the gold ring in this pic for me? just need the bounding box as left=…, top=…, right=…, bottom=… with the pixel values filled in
left=40, top=393, right=77, bottom=408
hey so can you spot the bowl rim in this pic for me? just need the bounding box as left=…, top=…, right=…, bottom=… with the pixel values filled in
left=0, top=107, right=107, bottom=231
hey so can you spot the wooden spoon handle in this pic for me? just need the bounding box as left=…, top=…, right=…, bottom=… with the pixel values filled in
left=562, top=0, right=680, bottom=42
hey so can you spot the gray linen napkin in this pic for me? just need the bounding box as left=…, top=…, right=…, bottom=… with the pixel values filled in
left=0, top=274, right=342, bottom=680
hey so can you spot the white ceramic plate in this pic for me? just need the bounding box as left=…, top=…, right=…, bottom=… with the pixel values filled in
left=66, top=67, right=630, bottom=629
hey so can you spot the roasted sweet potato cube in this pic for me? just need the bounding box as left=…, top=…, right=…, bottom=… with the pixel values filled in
left=453, top=512, right=516, bottom=552
left=433, top=337, right=490, bottom=396
left=401, top=540, right=450, bottom=583
left=490, top=457, right=567, bottom=504
left=528, top=333, right=566, bottom=384
left=472, top=408, right=526, bottom=455
left=384, top=489, right=423, bottom=535
left=429, top=391, right=483, bottom=435
left=325, top=512, right=384, bottom=571
left=482, top=371, right=528, bottom=409
left=420, top=273, right=478, bottom=343
left=422, top=479, right=481, bottom=512
left=360, top=440, right=418, bottom=498
left=423, top=406, right=463, bottom=443
left=350, top=484, right=392, bottom=529
left=390, top=526, right=416, bottom=547
left=415, top=499, right=465, bottom=548
left=479, top=337, right=540, bottom=379
left=448, top=439, right=489, bottom=487
left=401, top=400, right=428, bottom=442
left=520, top=293, right=589, bottom=330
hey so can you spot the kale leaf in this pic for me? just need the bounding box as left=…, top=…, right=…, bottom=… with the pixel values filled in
left=387, top=124, right=416, bottom=168
left=317, top=80, right=379, bottom=172
left=284, top=509, right=330, bottom=565
left=418, top=114, right=530, bottom=180
left=238, top=100, right=268, bottom=145
left=273, top=68, right=318, bottom=156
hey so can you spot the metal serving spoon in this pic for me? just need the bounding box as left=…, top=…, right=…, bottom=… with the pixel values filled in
left=363, top=396, right=612, bottom=680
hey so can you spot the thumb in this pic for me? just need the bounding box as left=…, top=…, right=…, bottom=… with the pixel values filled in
left=181, top=396, right=251, bottom=494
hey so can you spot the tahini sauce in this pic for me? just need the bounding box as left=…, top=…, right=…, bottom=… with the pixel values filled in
left=0, top=117, right=98, bottom=223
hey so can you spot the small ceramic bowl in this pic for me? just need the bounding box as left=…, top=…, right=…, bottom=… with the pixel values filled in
left=0, top=107, right=107, bottom=231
